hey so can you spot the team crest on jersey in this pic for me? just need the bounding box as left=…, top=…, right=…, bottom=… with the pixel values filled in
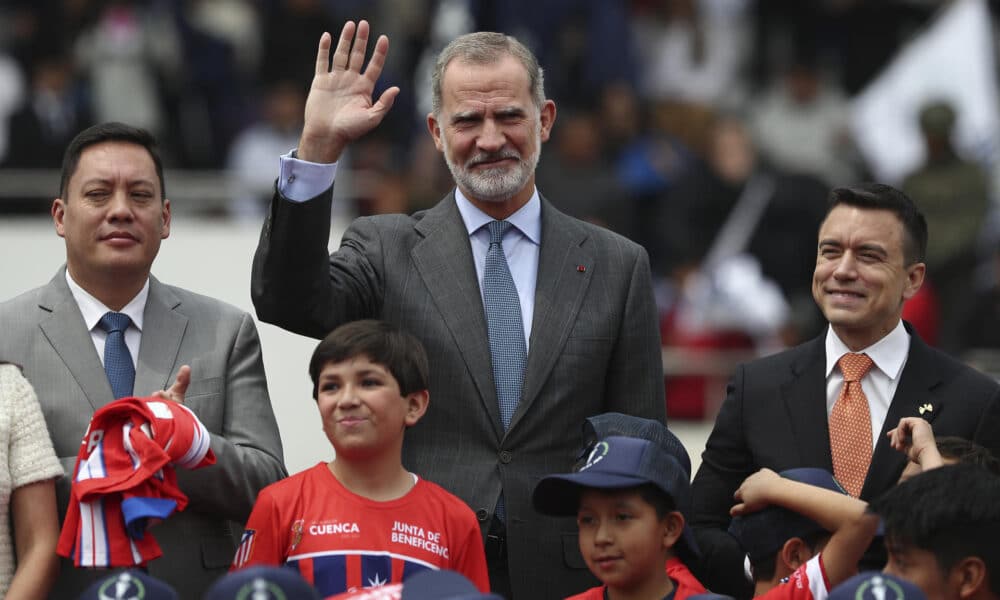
left=290, top=519, right=304, bottom=552
left=97, top=572, right=147, bottom=600
left=582, top=441, right=610, bottom=470
left=232, top=529, right=257, bottom=569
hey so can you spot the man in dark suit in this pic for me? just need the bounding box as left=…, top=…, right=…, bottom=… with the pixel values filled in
left=690, top=183, right=1000, bottom=599
left=0, top=122, right=287, bottom=598
left=251, top=21, right=665, bottom=599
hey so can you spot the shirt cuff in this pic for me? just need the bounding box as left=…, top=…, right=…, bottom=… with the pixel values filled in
left=278, top=149, right=338, bottom=203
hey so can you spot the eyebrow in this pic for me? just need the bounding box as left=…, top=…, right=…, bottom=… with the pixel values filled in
left=450, top=106, right=527, bottom=123
left=79, top=177, right=156, bottom=188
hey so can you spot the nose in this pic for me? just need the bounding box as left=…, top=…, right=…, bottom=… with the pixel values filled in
left=594, top=519, right=613, bottom=545
left=106, top=189, right=135, bottom=222
left=832, top=252, right=858, bottom=280
left=337, top=384, right=361, bottom=408
left=476, top=119, right=506, bottom=153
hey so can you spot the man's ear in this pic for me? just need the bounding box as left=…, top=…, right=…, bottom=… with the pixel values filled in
left=902, top=262, right=926, bottom=301
left=404, top=389, right=430, bottom=426
left=952, top=556, right=988, bottom=599
left=161, top=198, right=171, bottom=239
left=538, top=99, right=556, bottom=143
left=426, top=113, right=443, bottom=152
left=52, top=198, right=66, bottom=238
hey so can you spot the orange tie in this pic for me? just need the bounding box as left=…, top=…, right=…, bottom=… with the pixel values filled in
left=829, top=353, right=874, bottom=497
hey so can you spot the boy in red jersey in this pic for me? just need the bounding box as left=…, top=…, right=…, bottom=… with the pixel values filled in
left=533, top=424, right=706, bottom=600
left=232, top=320, right=488, bottom=596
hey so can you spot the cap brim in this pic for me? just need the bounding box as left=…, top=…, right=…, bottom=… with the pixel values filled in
left=533, top=471, right=649, bottom=516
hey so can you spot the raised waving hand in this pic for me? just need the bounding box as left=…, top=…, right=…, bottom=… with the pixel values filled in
left=298, top=20, right=400, bottom=164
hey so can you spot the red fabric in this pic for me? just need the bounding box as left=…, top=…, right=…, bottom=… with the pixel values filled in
left=57, top=397, right=215, bottom=567
left=564, top=557, right=706, bottom=600
left=756, top=554, right=830, bottom=600
left=235, top=463, right=489, bottom=597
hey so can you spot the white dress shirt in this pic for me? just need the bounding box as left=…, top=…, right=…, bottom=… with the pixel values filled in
left=277, top=152, right=541, bottom=350
left=65, top=270, right=147, bottom=367
left=824, top=320, right=910, bottom=448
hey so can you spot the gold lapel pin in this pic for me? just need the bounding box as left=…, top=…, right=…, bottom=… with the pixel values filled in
left=918, top=403, right=933, bottom=415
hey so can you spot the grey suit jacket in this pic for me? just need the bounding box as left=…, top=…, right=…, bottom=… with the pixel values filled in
left=690, top=325, right=1000, bottom=598
left=252, top=188, right=666, bottom=599
left=0, top=269, right=287, bottom=599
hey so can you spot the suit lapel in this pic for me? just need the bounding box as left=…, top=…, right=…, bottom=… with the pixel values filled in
left=134, top=276, right=187, bottom=395
left=511, top=200, right=593, bottom=432
left=862, top=330, right=940, bottom=498
left=782, top=336, right=834, bottom=470
left=37, top=269, right=115, bottom=411
left=411, top=196, right=503, bottom=438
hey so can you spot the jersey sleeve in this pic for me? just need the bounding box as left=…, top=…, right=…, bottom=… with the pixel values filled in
left=757, top=554, right=829, bottom=600
left=232, top=485, right=288, bottom=569
left=449, top=509, right=490, bottom=592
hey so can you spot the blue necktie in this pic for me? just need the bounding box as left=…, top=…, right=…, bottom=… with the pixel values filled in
left=98, top=312, right=135, bottom=399
left=484, top=220, right=527, bottom=430
left=484, top=220, right=527, bottom=524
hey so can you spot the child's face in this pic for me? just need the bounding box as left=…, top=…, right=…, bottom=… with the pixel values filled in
left=884, top=541, right=954, bottom=600
left=316, top=355, right=427, bottom=459
left=576, top=489, right=680, bottom=594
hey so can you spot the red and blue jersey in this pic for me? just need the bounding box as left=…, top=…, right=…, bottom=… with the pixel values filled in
left=234, top=463, right=489, bottom=597
left=57, top=397, right=215, bottom=567
left=758, top=554, right=830, bottom=600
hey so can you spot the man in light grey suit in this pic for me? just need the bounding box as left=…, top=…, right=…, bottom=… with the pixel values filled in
left=0, top=122, right=286, bottom=598
left=251, top=22, right=665, bottom=599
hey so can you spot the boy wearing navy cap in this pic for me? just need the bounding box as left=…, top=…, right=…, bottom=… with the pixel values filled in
left=729, top=469, right=877, bottom=600
left=533, top=431, right=706, bottom=600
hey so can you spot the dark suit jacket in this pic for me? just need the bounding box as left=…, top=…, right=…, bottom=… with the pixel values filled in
left=252, top=188, right=666, bottom=599
left=690, top=324, right=1000, bottom=598
left=0, top=270, right=287, bottom=599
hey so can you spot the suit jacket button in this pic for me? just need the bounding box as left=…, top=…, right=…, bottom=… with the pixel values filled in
left=475, top=509, right=489, bottom=521
left=499, top=450, right=512, bottom=464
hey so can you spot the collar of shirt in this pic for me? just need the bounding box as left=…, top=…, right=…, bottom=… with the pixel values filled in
left=65, top=269, right=148, bottom=334
left=454, top=186, right=542, bottom=245
left=824, top=320, right=909, bottom=381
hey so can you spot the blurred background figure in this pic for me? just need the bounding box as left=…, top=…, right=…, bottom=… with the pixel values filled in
left=226, top=79, right=304, bottom=219
left=750, top=58, right=858, bottom=188
left=903, top=100, right=991, bottom=352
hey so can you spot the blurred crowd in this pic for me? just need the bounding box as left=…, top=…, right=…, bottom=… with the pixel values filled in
left=4, top=0, right=1000, bottom=394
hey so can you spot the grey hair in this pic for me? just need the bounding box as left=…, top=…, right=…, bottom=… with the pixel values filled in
left=431, top=32, right=545, bottom=116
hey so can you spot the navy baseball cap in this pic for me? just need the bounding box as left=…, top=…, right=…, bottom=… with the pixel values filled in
left=204, top=566, right=320, bottom=599
left=581, top=412, right=692, bottom=477
left=77, top=570, right=178, bottom=600
left=728, top=468, right=848, bottom=564
left=533, top=434, right=699, bottom=558
left=829, top=572, right=926, bottom=600
left=401, top=569, right=502, bottom=599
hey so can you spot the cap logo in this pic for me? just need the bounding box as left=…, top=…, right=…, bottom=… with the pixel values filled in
left=234, top=577, right=287, bottom=600
left=582, top=441, right=610, bottom=471
left=98, top=573, right=146, bottom=600
left=855, top=575, right=904, bottom=600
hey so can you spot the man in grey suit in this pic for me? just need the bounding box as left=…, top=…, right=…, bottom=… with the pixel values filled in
left=0, top=122, right=287, bottom=598
left=251, top=21, right=666, bottom=599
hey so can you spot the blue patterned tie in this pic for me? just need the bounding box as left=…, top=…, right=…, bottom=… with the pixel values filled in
left=484, top=220, right=527, bottom=430
left=98, top=312, right=135, bottom=399
left=484, top=221, right=526, bottom=525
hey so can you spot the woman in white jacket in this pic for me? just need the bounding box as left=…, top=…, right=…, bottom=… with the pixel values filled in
left=0, top=363, right=63, bottom=599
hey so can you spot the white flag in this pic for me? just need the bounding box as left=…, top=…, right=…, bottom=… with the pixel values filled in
left=850, top=0, right=1000, bottom=185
